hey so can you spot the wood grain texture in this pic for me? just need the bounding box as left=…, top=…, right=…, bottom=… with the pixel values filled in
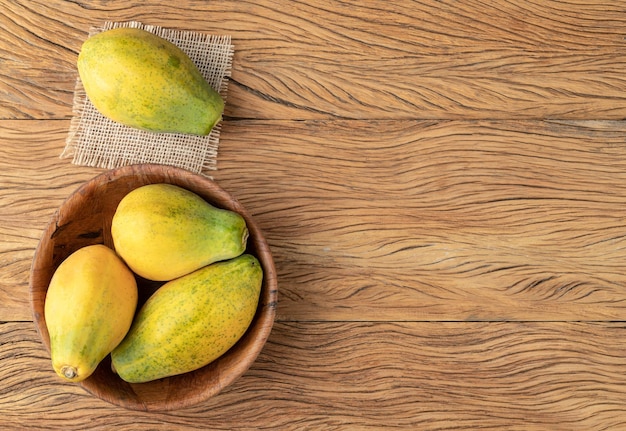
left=1, top=119, right=625, bottom=322
left=2, top=0, right=626, bottom=429
left=0, top=120, right=100, bottom=321
left=2, top=321, right=626, bottom=430
left=2, top=0, right=626, bottom=120
left=215, top=119, right=626, bottom=322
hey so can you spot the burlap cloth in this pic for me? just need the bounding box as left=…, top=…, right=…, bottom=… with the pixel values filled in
left=61, top=21, right=234, bottom=174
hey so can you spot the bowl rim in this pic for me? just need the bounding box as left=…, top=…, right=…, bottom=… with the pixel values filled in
left=29, top=163, right=278, bottom=411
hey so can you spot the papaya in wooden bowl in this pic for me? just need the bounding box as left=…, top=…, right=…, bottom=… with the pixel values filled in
left=29, top=164, right=277, bottom=411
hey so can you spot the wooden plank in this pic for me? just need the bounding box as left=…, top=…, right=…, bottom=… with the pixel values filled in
left=2, top=321, right=626, bottom=430
left=1, top=119, right=625, bottom=322
left=217, top=118, right=626, bottom=321
left=0, top=120, right=100, bottom=321
left=2, top=0, right=626, bottom=121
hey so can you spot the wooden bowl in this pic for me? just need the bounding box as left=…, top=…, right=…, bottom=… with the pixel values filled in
left=29, top=164, right=277, bottom=411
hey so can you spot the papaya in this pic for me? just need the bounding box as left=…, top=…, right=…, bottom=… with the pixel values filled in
left=111, top=254, right=263, bottom=383
left=77, top=27, right=224, bottom=135
left=111, top=183, right=248, bottom=281
left=44, top=244, right=138, bottom=382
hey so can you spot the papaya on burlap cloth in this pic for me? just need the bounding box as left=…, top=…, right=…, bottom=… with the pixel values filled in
left=61, top=21, right=234, bottom=174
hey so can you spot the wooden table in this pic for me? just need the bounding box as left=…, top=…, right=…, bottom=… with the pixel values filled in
left=2, top=1, right=626, bottom=429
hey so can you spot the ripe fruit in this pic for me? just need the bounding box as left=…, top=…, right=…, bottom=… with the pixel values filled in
left=111, top=183, right=248, bottom=281
left=111, top=254, right=263, bottom=383
left=77, top=27, right=224, bottom=135
left=45, top=244, right=138, bottom=382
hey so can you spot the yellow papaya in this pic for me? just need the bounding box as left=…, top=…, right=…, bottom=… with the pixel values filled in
left=77, top=27, right=224, bottom=135
left=111, top=254, right=263, bottom=383
left=111, top=183, right=248, bottom=281
left=44, top=244, right=138, bottom=382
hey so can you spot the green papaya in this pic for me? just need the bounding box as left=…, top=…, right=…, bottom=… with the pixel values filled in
left=111, top=254, right=263, bottom=383
left=111, top=183, right=248, bottom=281
left=77, top=27, right=224, bottom=135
